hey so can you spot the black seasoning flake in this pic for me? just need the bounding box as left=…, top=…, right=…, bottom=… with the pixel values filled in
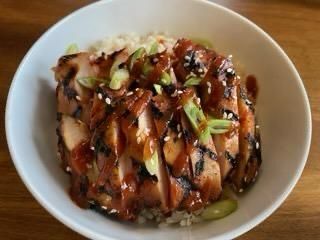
left=151, top=103, right=163, bottom=119
left=183, top=129, right=192, bottom=143
left=63, top=86, right=78, bottom=100
left=62, top=67, right=77, bottom=87
left=95, top=137, right=111, bottom=157
left=199, top=145, right=217, bottom=160
left=72, top=106, right=82, bottom=118
left=225, top=151, right=237, bottom=167
left=195, top=158, right=204, bottom=176
left=163, top=84, right=176, bottom=95
left=176, top=177, right=192, bottom=198
left=223, top=85, right=233, bottom=99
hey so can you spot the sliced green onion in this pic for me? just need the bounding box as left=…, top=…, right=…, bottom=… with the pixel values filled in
left=65, top=43, right=79, bottom=54
left=208, top=119, right=232, bottom=134
left=109, top=59, right=123, bottom=78
left=153, top=84, right=162, bottom=95
left=149, top=42, right=159, bottom=55
left=184, top=77, right=202, bottom=87
left=145, top=151, right=158, bottom=176
left=191, top=38, right=213, bottom=49
left=77, top=77, right=107, bottom=89
left=109, top=69, right=129, bottom=90
left=183, top=100, right=205, bottom=132
left=142, top=62, right=153, bottom=76
left=201, top=199, right=238, bottom=220
left=160, top=72, right=171, bottom=86
left=130, top=47, right=146, bottom=70
left=199, top=126, right=211, bottom=144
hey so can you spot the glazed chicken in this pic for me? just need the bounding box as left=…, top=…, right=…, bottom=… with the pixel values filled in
left=54, top=38, right=261, bottom=221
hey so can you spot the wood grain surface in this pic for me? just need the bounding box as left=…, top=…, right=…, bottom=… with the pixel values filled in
left=0, top=0, right=319, bottom=239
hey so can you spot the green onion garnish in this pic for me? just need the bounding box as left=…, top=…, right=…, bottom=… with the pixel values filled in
left=201, top=199, right=238, bottom=220
left=153, top=84, right=162, bottom=95
left=77, top=77, right=107, bottom=89
left=109, top=69, right=129, bottom=90
left=145, top=151, right=158, bottom=176
left=208, top=119, right=232, bottom=134
left=130, top=47, right=146, bottom=70
left=184, top=77, right=202, bottom=87
left=65, top=43, right=79, bottom=54
left=160, top=72, right=172, bottom=86
left=142, top=62, right=153, bottom=76
left=149, top=42, right=159, bottom=55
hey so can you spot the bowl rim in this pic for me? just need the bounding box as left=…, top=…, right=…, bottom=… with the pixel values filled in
left=5, top=0, right=312, bottom=239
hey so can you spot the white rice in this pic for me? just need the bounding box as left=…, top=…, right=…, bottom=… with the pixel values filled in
left=90, top=32, right=177, bottom=56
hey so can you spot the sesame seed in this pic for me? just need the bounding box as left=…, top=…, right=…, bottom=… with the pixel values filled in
left=256, top=142, right=260, bottom=149
left=164, top=136, right=170, bottom=142
left=137, top=137, right=141, bottom=144
left=222, top=81, right=227, bottom=87
left=227, top=113, right=233, bottom=119
left=177, top=124, right=181, bottom=132
left=206, top=81, right=211, bottom=87
left=236, top=75, right=241, bottom=80
left=135, top=88, right=139, bottom=91
left=105, top=97, right=111, bottom=105
left=109, top=209, right=118, bottom=214
left=89, top=55, right=96, bottom=62
left=207, top=87, right=211, bottom=94
left=226, top=68, right=233, bottom=73
left=239, top=188, right=244, bottom=193
left=244, top=176, right=247, bottom=183
left=196, top=97, right=201, bottom=105
left=75, top=95, right=81, bottom=101
left=101, top=206, right=108, bottom=210
left=198, top=68, right=204, bottom=73
left=99, top=83, right=105, bottom=87
left=171, top=90, right=178, bottom=97
left=178, top=132, right=182, bottom=138
left=184, top=55, right=191, bottom=61
left=177, top=105, right=182, bottom=110
left=177, top=90, right=183, bottom=94
left=86, top=163, right=92, bottom=169
left=255, top=171, right=258, bottom=178
left=245, top=99, right=252, bottom=105
left=136, top=129, right=142, bottom=137
left=126, top=91, right=133, bottom=96
left=184, top=63, right=190, bottom=67
left=228, top=54, right=233, bottom=59
left=90, top=146, right=95, bottom=151
left=203, top=67, right=208, bottom=73
left=256, top=125, right=260, bottom=129
left=193, top=140, right=198, bottom=146
left=66, top=166, right=71, bottom=172
left=97, top=93, right=103, bottom=100
left=223, top=112, right=228, bottom=119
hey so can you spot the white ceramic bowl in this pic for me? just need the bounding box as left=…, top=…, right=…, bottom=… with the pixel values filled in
left=5, top=0, right=312, bottom=239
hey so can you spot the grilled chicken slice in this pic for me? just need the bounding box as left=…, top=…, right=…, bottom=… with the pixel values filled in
left=204, top=56, right=240, bottom=179
left=180, top=113, right=222, bottom=203
left=173, top=39, right=240, bottom=180
left=58, top=115, right=93, bottom=207
left=230, top=87, right=261, bottom=192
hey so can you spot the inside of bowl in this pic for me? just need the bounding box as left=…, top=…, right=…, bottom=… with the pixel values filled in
left=6, top=0, right=311, bottom=239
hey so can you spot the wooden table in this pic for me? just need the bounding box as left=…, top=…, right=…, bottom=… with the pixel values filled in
left=0, top=0, right=319, bottom=239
